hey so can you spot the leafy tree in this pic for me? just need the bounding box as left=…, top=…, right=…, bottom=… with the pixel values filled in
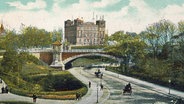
left=143, top=20, right=177, bottom=60
left=51, top=28, right=63, bottom=42
left=168, top=20, right=184, bottom=68
left=105, top=31, right=147, bottom=73
left=1, top=50, right=19, bottom=72
left=178, top=20, right=184, bottom=34
left=20, top=26, right=52, bottom=48
left=1, top=30, right=19, bottom=50
left=0, top=36, right=5, bottom=49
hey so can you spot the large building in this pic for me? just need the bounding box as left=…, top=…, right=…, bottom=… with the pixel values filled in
left=64, top=18, right=107, bottom=46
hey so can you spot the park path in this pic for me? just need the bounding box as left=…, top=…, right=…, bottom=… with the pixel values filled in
left=68, top=67, right=105, bottom=104
left=0, top=78, right=76, bottom=104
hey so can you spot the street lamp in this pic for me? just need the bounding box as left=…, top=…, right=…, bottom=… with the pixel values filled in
left=97, top=84, right=98, bottom=103
left=168, top=79, right=171, bottom=94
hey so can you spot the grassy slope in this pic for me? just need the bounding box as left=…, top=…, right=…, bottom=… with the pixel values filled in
left=1, top=62, right=87, bottom=100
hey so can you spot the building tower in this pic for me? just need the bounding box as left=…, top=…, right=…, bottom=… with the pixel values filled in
left=64, top=17, right=107, bottom=46
left=0, top=23, right=5, bottom=35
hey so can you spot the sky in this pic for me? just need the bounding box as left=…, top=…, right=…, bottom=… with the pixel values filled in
left=1, top=0, right=184, bottom=35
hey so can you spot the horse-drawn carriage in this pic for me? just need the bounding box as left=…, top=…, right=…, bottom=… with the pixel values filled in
left=94, top=69, right=103, bottom=78
left=123, top=83, right=132, bottom=95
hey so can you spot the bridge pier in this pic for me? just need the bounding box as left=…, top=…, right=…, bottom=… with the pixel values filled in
left=50, top=61, right=65, bottom=70
left=50, top=41, right=65, bottom=70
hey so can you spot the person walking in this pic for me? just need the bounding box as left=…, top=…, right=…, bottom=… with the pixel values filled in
left=89, top=81, right=91, bottom=88
left=100, top=84, right=103, bottom=90
left=1, top=86, right=4, bottom=93
left=76, top=92, right=81, bottom=100
left=32, top=94, right=37, bottom=103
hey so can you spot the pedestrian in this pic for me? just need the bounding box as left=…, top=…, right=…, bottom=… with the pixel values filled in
left=1, top=86, right=4, bottom=93
left=76, top=92, right=79, bottom=100
left=100, top=73, right=103, bottom=79
left=32, top=94, right=37, bottom=103
left=100, top=84, right=103, bottom=90
left=76, top=92, right=81, bottom=100
left=5, top=86, right=8, bottom=93
left=89, top=81, right=91, bottom=88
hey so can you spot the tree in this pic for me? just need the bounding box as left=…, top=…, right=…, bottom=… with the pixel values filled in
left=178, top=20, right=184, bottom=34
left=168, top=20, right=184, bottom=68
left=144, top=19, right=177, bottom=60
left=1, top=30, right=19, bottom=50
left=20, top=26, right=52, bottom=49
left=51, top=28, right=63, bottom=42
left=1, top=50, right=19, bottom=72
left=104, top=31, right=147, bottom=74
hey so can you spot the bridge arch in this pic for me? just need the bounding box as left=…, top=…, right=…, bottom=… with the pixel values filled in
left=63, top=53, right=122, bottom=66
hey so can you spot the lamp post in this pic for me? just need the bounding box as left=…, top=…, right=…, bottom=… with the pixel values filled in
left=97, top=84, right=98, bottom=103
left=168, top=79, right=171, bottom=94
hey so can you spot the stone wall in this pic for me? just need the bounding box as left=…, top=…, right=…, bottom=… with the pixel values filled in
left=40, top=52, right=53, bottom=65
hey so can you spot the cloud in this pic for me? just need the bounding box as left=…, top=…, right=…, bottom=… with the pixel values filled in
left=104, top=0, right=158, bottom=34
left=92, top=0, right=121, bottom=8
left=160, top=4, right=184, bottom=23
left=2, top=0, right=184, bottom=35
left=6, top=0, right=47, bottom=10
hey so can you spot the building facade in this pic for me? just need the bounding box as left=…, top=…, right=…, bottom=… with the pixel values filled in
left=64, top=18, right=106, bottom=46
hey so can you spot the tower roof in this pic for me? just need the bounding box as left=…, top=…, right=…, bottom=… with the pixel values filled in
left=0, top=23, right=5, bottom=34
left=52, top=41, right=62, bottom=46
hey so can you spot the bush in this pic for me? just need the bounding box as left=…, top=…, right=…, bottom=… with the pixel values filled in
left=19, top=52, right=43, bottom=65
left=27, top=71, right=85, bottom=91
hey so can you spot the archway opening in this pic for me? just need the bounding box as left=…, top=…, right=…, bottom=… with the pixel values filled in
left=64, top=55, right=119, bottom=70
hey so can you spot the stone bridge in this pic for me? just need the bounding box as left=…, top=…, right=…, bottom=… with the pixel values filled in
left=28, top=48, right=122, bottom=70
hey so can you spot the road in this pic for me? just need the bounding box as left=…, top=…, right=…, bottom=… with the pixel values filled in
left=0, top=67, right=184, bottom=104
left=78, top=67, right=176, bottom=104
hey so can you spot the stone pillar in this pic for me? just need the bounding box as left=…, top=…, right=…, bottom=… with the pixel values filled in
left=50, top=41, right=65, bottom=70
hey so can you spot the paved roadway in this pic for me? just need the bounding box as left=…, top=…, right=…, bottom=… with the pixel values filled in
left=84, top=68, right=173, bottom=104
left=69, top=67, right=184, bottom=104
left=0, top=67, right=184, bottom=104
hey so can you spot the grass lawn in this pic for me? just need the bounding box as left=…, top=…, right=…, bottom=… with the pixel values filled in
left=1, top=62, right=87, bottom=100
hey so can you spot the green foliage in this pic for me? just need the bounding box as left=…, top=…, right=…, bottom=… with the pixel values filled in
left=1, top=51, right=44, bottom=74
left=19, top=52, right=43, bottom=65
left=143, top=19, right=177, bottom=59
left=105, top=31, right=147, bottom=58
left=51, top=29, right=63, bottom=42
left=104, top=31, right=147, bottom=73
left=27, top=71, right=85, bottom=92
left=178, top=20, right=184, bottom=34
left=1, top=61, right=87, bottom=100
left=1, top=30, right=18, bottom=50
left=1, top=25, right=54, bottom=51
left=1, top=50, right=20, bottom=72
left=0, top=36, right=6, bottom=49
left=20, top=26, right=52, bottom=48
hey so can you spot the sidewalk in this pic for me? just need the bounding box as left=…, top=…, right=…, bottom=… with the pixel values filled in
left=68, top=67, right=104, bottom=104
left=102, top=69, right=184, bottom=99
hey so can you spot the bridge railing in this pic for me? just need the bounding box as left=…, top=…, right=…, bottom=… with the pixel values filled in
left=18, top=48, right=104, bottom=53
left=17, top=48, right=53, bottom=53
left=63, top=49, right=104, bottom=53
